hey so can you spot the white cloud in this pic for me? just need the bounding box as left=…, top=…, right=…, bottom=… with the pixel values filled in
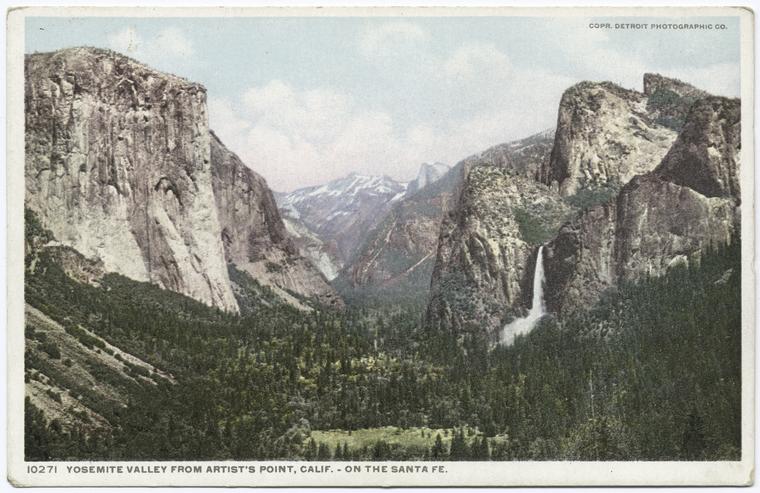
left=435, top=43, right=573, bottom=156
left=108, top=26, right=142, bottom=55
left=652, top=63, right=740, bottom=98
left=210, top=40, right=576, bottom=192
left=210, top=82, right=408, bottom=191
left=107, top=26, right=195, bottom=73
left=359, top=21, right=428, bottom=59
left=540, top=20, right=739, bottom=97
left=210, top=80, right=570, bottom=192
left=211, top=78, right=484, bottom=191
left=211, top=29, right=737, bottom=194
left=443, top=43, right=512, bottom=80
left=155, top=27, right=194, bottom=59
left=208, top=97, right=251, bottom=144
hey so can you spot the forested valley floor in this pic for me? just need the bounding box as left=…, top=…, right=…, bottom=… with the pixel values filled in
left=24, top=211, right=741, bottom=461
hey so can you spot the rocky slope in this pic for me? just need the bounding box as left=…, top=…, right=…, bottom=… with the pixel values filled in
left=539, top=80, right=678, bottom=196
left=466, top=128, right=556, bottom=178
left=340, top=131, right=562, bottom=310
left=426, top=75, right=741, bottom=339
left=25, top=303, right=174, bottom=431
left=425, top=130, right=571, bottom=337
left=406, top=162, right=450, bottom=195
left=281, top=215, right=341, bottom=281
left=25, top=47, right=239, bottom=312
left=544, top=96, right=740, bottom=314
left=25, top=47, right=340, bottom=312
left=336, top=164, right=457, bottom=306
left=643, top=73, right=709, bottom=131
left=210, top=132, right=342, bottom=309
left=654, top=97, right=740, bottom=199
left=276, top=173, right=409, bottom=275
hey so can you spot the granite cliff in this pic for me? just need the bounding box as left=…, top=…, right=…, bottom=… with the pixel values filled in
left=426, top=75, right=740, bottom=339
left=544, top=96, right=740, bottom=314
left=210, top=132, right=341, bottom=309
left=25, top=47, right=239, bottom=312
left=25, top=47, right=340, bottom=312
left=425, top=130, right=570, bottom=336
left=539, top=80, right=678, bottom=196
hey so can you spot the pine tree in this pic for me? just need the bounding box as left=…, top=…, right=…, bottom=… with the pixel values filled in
left=305, top=438, right=317, bottom=460
left=449, top=429, right=468, bottom=460
left=475, top=436, right=490, bottom=460
left=372, top=440, right=390, bottom=460
left=431, top=433, right=446, bottom=459
left=317, top=442, right=331, bottom=460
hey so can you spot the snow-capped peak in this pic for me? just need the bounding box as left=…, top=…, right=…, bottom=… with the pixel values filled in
left=277, top=173, right=407, bottom=212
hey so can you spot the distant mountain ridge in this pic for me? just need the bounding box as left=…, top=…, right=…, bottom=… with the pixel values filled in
left=23, top=47, right=739, bottom=346
left=335, top=163, right=459, bottom=307
left=276, top=164, right=450, bottom=281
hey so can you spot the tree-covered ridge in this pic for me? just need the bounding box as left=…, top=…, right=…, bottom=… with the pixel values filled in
left=24, top=210, right=740, bottom=460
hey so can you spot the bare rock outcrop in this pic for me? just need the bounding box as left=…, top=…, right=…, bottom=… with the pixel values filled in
left=427, top=75, right=740, bottom=337
left=425, top=130, right=570, bottom=337
left=542, top=202, right=618, bottom=314
left=545, top=95, right=740, bottom=314
left=655, top=97, right=741, bottom=199
left=25, top=47, right=239, bottom=312
left=25, top=47, right=343, bottom=312
left=210, top=132, right=342, bottom=309
left=539, top=81, right=677, bottom=196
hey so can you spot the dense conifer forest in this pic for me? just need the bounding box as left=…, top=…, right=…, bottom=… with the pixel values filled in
left=24, top=211, right=741, bottom=461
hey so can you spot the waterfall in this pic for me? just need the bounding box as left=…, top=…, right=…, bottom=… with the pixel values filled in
left=501, top=245, right=547, bottom=346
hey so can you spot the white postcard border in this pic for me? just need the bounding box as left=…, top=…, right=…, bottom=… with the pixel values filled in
left=5, top=5, right=755, bottom=487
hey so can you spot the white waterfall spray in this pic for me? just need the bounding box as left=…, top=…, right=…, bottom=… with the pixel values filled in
left=501, top=245, right=547, bottom=346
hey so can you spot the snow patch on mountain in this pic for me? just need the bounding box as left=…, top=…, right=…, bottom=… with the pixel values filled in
left=276, top=163, right=450, bottom=280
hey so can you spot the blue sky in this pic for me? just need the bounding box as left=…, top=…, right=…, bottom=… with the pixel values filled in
left=26, top=15, right=741, bottom=191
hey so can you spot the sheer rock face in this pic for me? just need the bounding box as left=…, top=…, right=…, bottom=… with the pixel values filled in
left=25, top=47, right=239, bottom=312
left=540, top=81, right=678, bottom=196
left=425, top=165, right=532, bottom=335
left=543, top=202, right=618, bottom=315
left=613, top=174, right=738, bottom=282
left=210, top=133, right=343, bottom=309
left=655, top=97, right=741, bottom=200
left=425, top=130, right=569, bottom=337
left=545, top=95, right=740, bottom=314
left=427, top=75, right=740, bottom=334
left=25, top=47, right=342, bottom=312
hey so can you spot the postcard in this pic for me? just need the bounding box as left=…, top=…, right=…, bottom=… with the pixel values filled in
left=6, top=5, right=754, bottom=487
